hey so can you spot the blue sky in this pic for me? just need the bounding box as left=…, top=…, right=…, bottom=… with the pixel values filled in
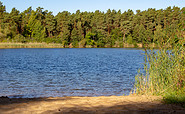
left=1, top=0, right=185, bottom=15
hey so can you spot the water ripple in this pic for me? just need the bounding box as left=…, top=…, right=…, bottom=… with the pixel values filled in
left=0, top=48, right=144, bottom=98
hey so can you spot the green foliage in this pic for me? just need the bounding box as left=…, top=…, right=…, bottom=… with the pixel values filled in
left=31, top=21, right=45, bottom=40
left=126, top=35, right=134, bottom=44
left=163, top=90, right=185, bottom=108
left=45, top=11, right=56, bottom=37
left=0, top=2, right=184, bottom=47
left=13, top=34, right=26, bottom=43
left=85, top=32, right=97, bottom=46
left=43, top=37, right=62, bottom=44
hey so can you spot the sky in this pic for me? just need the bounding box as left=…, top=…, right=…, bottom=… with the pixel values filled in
left=1, top=0, right=185, bottom=15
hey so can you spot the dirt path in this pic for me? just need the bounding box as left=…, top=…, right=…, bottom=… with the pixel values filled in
left=0, top=96, right=184, bottom=114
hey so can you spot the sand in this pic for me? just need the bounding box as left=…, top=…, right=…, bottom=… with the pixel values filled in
left=0, top=95, right=185, bottom=114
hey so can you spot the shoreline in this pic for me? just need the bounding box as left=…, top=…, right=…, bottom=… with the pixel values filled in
left=0, top=95, right=184, bottom=113
left=0, top=42, right=157, bottom=49
left=0, top=42, right=64, bottom=49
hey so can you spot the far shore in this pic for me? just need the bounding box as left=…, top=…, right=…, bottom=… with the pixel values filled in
left=0, top=95, right=184, bottom=114
left=0, top=42, right=158, bottom=49
left=0, top=42, right=64, bottom=49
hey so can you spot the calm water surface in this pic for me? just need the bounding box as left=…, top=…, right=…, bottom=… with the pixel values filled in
left=0, top=48, right=144, bottom=98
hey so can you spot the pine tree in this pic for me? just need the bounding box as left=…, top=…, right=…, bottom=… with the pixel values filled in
left=45, top=11, right=56, bottom=37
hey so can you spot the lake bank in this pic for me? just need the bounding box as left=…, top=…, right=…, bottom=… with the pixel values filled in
left=0, top=43, right=64, bottom=48
left=0, top=95, right=184, bottom=114
left=0, top=42, right=157, bottom=48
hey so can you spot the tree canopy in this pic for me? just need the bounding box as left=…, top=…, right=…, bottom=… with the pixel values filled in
left=0, top=1, right=184, bottom=47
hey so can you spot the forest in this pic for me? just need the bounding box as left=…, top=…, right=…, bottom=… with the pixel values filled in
left=0, top=1, right=184, bottom=48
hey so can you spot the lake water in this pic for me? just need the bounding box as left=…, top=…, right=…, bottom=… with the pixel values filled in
left=0, top=48, right=144, bottom=98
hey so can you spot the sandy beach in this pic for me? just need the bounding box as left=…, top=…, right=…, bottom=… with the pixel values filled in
left=0, top=95, right=185, bottom=114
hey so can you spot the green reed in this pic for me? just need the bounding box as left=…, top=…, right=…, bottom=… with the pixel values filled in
left=133, top=31, right=185, bottom=106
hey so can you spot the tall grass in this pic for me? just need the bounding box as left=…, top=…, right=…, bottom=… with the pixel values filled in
left=133, top=30, right=185, bottom=107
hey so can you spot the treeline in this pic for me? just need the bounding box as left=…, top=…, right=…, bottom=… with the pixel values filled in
left=0, top=2, right=184, bottom=47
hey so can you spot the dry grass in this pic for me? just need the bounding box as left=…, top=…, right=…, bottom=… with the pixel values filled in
left=0, top=43, right=64, bottom=48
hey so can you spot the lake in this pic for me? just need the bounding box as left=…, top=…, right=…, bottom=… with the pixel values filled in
left=0, top=48, right=144, bottom=98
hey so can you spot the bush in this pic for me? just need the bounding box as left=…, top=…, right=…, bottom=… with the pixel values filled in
left=13, top=34, right=27, bottom=43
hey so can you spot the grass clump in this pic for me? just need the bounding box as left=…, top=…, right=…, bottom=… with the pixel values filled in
left=163, top=90, right=185, bottom=107
left=132, top=30, right=185, bottom=107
